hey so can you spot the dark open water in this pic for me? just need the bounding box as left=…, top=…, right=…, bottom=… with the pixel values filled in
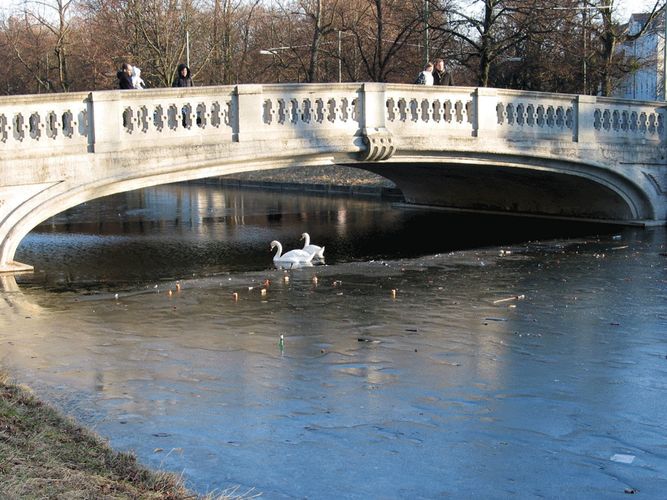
left=2, top=183, right=666, bottom=498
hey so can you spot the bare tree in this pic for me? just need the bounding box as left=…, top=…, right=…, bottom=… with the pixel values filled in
left=487, top=0, right=582, bottom=92
left=343, top=0, right=422, bottom=82
left=0, top=14, right=54, bottom=93
left=125, top=0, right=195, bottom=86
left=302, top=0, right=348, bottom=82
left=207, top=0, right=262, bottom=84
left=429, top=0, right=575, bottom=87
left=8, top=0, right=76, bottom=92
left=266, top=0, right=340, bottom=83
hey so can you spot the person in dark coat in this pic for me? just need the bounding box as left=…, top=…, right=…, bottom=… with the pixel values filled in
left=433, top=58, right=455, bottom=86
left=117, top=62, right=133, bottom=90
left=173, top=64, right=193, bottom=87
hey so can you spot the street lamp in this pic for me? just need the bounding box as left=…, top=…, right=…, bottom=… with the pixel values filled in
left=186, top=30, right=190, bottom=68
left=258, top=47, right=288, bottom=82
left=423, top=0, right=430, bottom=66
left=258, top=45, right=309, bottom=83
left=261, top=37, right=351, bottom=83
left=259, top=47, right=293, bottom=55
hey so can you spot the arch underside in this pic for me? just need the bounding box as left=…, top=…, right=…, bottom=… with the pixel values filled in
left=1, top=149, right=658, bottom=272
left=360, top=156, right=655, bottom=223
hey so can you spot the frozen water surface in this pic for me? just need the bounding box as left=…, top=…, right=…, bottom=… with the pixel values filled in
left=1, top=184, right=666, bottom=498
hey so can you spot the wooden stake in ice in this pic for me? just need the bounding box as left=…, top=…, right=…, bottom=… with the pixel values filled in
left=493, top=294, right=525, bottom=304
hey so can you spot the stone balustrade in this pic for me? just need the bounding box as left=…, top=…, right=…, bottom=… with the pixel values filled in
left=0, top=92, right=90, bottom=155
left=0, top=84, right=664, bottom=156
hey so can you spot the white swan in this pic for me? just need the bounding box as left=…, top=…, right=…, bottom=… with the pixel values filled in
left=301, top=232, right=325, bottom=259
left=271, top=240, right=315, bottom=267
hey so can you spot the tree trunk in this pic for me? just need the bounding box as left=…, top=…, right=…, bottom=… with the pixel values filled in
left=307, top=0, right=323, bottom=83
left=478, top=0, right=494, bottom=86
left=598, top=1, right=615, bottom=96
left=56, top=0, right=69, bottom=91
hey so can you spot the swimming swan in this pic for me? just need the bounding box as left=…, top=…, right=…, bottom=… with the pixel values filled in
left=301, top=232, right=325, bottom=259
left=271, top=240, right=315, bottom=265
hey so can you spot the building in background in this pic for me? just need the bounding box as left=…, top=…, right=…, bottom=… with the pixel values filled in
left=615, top=11, right=665, bottom=101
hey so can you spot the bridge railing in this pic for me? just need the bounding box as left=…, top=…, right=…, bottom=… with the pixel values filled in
left=89, top=83, right=365, bottom=151
left=384, top=84, right=475, bottom=138
left=0, top=92, right=91, bottom=156
left=254, top=83, right=362, bottom=140
left=496, top=90, right=664, bottom=144
left=380, top=86, right=665, bottom=145
left=88, top=86, right=238, bottom=153
left=0, top=84, right=664, bottom=159
left=583, top=96, right=664, bottom=143
left=119, top=86, right=236, bottom=145
left=494, top=90, right=577, bottom=141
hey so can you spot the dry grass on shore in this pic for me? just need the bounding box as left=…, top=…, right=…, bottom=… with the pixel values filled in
left=0, top=372, right=257, bottom=499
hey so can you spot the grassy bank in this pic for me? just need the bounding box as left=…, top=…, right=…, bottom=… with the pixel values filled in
left=0, top=373, right=233, bottom=499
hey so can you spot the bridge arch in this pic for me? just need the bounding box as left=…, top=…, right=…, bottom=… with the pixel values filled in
left=3, top=151, right=655, bottom=273
left=361, top=152, right=656, bottom=222
left=0, top=154, right=344, bottom=271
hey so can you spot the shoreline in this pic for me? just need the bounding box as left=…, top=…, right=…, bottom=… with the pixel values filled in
left=0, top=374, right=252, bottom=499
left=199, top=176, right=405, bottom=201
left=0, top=374, right=195, bottom=498
left=197, top=164, right=404, bottom=201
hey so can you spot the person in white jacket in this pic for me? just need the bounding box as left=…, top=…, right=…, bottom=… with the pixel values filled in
left=131, top=66, right=145, bottom=89
left=414, top=62, right=434, bottom=85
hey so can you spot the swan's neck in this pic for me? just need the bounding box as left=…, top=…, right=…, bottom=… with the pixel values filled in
left=273, top=242, right=283, bottom=258
left=303, top=233, right=310, bottom=246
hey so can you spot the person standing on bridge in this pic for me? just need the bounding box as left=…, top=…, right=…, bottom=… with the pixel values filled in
left=173, top=63, right=194, bottom=128
left=433, top=58, right=455, bottom=86
left=117, top=63, right=133, bottom=90
left=414, top=62, right=434, bottom=85
left=131, top=66, right=146, bottom=89
left=173, top=63, right=193, bottom=87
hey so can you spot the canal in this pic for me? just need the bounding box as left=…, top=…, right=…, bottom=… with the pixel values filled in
left=2, top=182, right=666, bottom=498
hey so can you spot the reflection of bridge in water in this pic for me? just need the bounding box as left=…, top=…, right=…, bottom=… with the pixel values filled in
left=1, top=83, right=666, bottom=272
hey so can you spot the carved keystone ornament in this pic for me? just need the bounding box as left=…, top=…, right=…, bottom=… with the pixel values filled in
left=359, top=128, right=395, bottom=162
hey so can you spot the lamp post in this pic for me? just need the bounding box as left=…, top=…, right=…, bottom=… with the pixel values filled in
left=338, top=30, right=342, bottom=83
left=582, top=7, right=587, bottom=94
left=261, top=33, right=349, bottom=83
left=423, top=0, right=430, bottom=65
left=336, top=30, right=356, bottom=82
left=186, top=30, right=190, bottom=68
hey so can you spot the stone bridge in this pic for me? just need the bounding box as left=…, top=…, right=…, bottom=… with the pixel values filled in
left=1, top=83, right=665, bottom=272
